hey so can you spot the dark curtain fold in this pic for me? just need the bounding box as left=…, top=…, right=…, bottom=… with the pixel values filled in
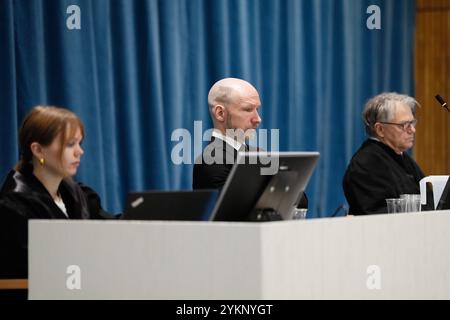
left=0, top=0, right=415, bottom=217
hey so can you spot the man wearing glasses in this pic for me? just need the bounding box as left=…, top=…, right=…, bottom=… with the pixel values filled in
left=343, top=92, right=424, bottom=215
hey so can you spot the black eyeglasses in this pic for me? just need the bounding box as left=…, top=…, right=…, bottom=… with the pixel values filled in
left=379, top=119, right=417, bottom=131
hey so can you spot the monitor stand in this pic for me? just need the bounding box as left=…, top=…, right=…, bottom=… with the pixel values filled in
left=248, top=171, right=299, bottom=221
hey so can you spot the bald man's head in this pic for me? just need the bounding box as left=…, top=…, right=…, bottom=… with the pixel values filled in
left=208, top=78, right=257, bottom=110
left=207, top=78, right=261, bottom=133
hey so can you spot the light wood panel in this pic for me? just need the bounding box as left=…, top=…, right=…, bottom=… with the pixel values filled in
left=0, top=279, right=28, bottom=290
left=414, top=0, right=450, bottom=175
left=417, top=0, right=450, bottom=10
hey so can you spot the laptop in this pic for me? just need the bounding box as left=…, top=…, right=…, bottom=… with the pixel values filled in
left=121, top=190, right=219, bottom=221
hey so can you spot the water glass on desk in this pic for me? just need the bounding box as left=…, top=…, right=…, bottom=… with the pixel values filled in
left=293, top=208, right=308, bottom=220
left=386, top=198, right=406, bottom=213
left=400, top=194, right=421, bottom=212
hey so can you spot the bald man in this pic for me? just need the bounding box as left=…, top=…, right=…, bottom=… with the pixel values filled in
left=193, top=78, right=262, bottom=189
left=193, top=77, right=308, bottom=210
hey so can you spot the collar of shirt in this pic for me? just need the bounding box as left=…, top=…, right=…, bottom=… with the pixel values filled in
left=212, top=130, right=245, bottom=152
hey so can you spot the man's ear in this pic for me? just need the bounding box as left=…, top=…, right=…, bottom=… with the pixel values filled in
left=213, top=105, right=226, bottom=122
left=30, top=142, right=44, bottom=159
left=373, top=122, right=384, bottom=138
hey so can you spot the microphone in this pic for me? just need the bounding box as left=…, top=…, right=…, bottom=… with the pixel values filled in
left=435, top=94, right=450, bottom=113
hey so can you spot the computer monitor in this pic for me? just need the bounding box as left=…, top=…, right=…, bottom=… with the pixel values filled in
left=209, top=151, right=320, bottom=221
left=437, top=177, right=450, bottom=210
left=122, top=190, right=219, bottom=221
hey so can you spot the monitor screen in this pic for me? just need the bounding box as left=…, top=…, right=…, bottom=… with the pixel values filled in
left=209, top=151, right=320, bottom=221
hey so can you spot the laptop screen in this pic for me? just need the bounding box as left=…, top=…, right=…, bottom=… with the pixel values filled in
left=122, top=190, right=219, bottom=221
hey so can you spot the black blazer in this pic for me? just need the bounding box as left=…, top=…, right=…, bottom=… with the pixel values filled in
left=193, top=137, right=237, bottom=190
left=343, top=139, right=424, bottom=215
left=192, top=138, right=308, bottom=208
left=0, top=164, right=113, bottom=278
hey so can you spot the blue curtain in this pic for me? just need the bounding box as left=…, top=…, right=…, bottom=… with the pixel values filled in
left=0, top=0, right=415, bottom=217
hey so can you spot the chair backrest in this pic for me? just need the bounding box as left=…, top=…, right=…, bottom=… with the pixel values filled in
left=419, top=175, right=449, bottom=210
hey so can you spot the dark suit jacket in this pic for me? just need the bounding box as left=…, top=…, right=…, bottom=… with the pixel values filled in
left=343, top=139, right=424, bottom=215
left=193, top=137, right=308, bottom=208
left=193, top=137, right=238, bottom=189
left=0, top=164, right=113, bottom=278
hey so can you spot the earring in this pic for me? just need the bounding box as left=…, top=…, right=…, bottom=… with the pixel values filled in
left=39, top=158, right=45, bottom=166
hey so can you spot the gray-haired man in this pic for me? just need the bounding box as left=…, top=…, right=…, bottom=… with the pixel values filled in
left=343, top=92, right=424, bottom=215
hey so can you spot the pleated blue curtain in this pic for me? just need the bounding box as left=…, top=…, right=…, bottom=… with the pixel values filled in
left=0, top=0, right=415, bottom=217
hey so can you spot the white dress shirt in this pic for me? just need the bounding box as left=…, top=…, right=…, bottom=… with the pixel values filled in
left=212, top=130, right=247, bottom=152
